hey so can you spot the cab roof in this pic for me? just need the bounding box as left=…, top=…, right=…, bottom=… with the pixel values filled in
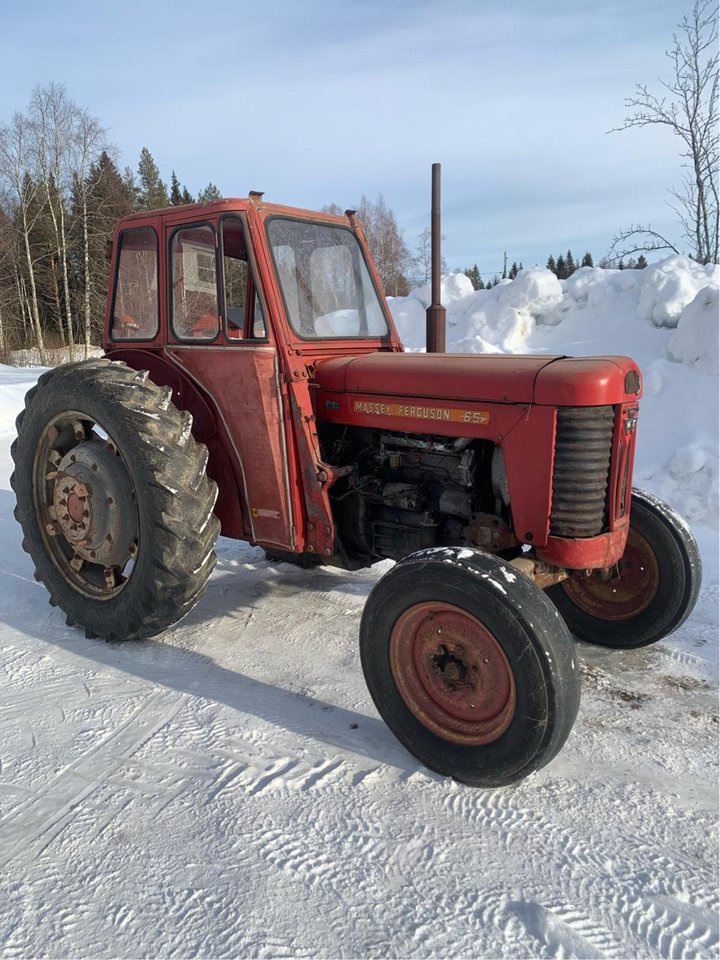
left=116, top=196, right=355, bottom=230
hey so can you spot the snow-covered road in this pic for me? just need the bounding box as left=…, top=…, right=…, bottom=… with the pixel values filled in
left=0, top=362, right=717, bottom=959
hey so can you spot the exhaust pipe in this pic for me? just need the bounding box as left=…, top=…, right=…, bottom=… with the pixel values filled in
left=426, top=162, right=446, bottom=353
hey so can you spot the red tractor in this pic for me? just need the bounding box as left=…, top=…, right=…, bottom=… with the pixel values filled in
left=11, top=186, right=701, bottom=787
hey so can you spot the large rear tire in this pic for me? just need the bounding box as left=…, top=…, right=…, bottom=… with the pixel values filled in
left=546, top=489, right=702, bottom=649
left=11, top=359, right=220, bottom=642
left=360, top=548, right=580, bottom=787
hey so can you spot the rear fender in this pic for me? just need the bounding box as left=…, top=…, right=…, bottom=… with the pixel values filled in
left=105, top=348, right=246, bottom=538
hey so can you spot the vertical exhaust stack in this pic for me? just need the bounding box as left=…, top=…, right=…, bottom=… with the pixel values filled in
left=426, top=162, right=446, bottom=353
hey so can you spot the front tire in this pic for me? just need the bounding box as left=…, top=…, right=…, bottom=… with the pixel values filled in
left=360, top=548, right=580, bottom=787
left=11, top=359, right=220, bottom=642
left=546, top=489, right=702, bottom=649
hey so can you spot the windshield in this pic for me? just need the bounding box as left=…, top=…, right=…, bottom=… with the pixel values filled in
left=266, top=219, right=390, bottom=339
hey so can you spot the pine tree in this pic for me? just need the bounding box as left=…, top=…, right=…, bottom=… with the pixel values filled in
left=197, top=182, right=222, bottom=203
left=618, top=259, right=625, bottom=270
left=555, top=255, right=568, bottom=279
left=73, top=151, right=135, bottom=346
left=509, top=261, right=519, bottom=279
left=137, top=147, right=168, bottom=210
left=122, top=166, right=138, bottom=207
left=464, top=264, right=481, bottom=290
left=181, top=187, right=194, bottom=204
left=546, top=255, right=557, bottom=275
left=581, top=251, right=594, bottom=267
left=636, top=254, right=648, bottom=269
left=566, top=250, right=576, bottom=275
left=170, top=171, right=183, bottom=206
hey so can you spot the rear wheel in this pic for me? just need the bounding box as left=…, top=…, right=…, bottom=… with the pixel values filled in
left=546, top=489, right=702, bottom=649
left=11, top=359, right=220, bottom=641
left=360, top=548, right=580, bottom=787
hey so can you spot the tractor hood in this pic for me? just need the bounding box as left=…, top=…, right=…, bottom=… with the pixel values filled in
left=315, top=353, right=557, bottom=405
left=315, top=352, right=641, bottom=405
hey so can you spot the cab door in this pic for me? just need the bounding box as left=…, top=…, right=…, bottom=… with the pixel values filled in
left=163, top=213, right=296, bottom=550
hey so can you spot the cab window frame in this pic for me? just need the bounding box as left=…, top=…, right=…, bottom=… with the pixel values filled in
left=168, top=219, right=222, bottom=344
left=219, top=213, right=269, bottom=342
left=109, top=225, right=160, bottom=343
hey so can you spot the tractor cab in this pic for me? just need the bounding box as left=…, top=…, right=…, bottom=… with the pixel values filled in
left=104, top=196, right=401, bottom=357
left=103, top=197, right=400, bottom=555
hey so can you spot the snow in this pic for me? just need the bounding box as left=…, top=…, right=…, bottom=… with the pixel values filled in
left=0, top=255, right=718, bottom=957
left=669, top=284, right=720, bottom=375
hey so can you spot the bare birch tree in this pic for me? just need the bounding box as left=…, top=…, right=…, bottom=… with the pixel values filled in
left=69, top=110, right=110, bottom=357
left=610, top=0, right=719, bottom=264
left=0, top=115, right=47, bottom=363
left=357, top=194, right=412, bottom=296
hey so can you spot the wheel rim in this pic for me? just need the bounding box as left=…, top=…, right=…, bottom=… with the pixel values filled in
left=33, top=412, right=139, bottom=600
left=561, top=527, right=660, bottom=621
left=389, top=601, right=517, bottom=746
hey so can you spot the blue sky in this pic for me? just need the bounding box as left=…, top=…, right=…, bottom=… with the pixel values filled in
left=0, top=0, right=686, bottom=277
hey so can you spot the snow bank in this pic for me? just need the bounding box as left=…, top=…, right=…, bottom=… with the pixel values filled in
left=10, top=346, right=103, bottom=367
left=668, top=284, right=719, bottom=375
left=0, top=364, right=42, bottom=439
left=390, top=257, right=720, bottom=528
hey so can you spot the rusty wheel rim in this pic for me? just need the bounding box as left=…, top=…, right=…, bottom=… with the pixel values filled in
left=33, top=412, right=139, bottom=600
left=389, top=601, right=517, bottom=746
left=561, top=527, right=660, bottom=621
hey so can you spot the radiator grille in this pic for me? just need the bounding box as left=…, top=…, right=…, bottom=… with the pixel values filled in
left=550, top=406, right=615, bottom=538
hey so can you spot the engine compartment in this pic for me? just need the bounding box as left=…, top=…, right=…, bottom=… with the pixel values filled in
left=320, top=425, right=511, bottom=563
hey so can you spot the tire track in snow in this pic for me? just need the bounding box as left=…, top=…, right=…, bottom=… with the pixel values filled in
left=0, top=689, right=185, bottom=868
left=205, top=735, right=411, bottom=803
left=436, top=784, right=718, bottom=958
left=506, top=900, right=613, bottom=958
left=609, top=890, right=719, bottom=959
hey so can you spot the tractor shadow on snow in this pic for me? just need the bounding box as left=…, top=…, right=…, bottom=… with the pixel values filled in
left=0, top=488, right=424, bottom=779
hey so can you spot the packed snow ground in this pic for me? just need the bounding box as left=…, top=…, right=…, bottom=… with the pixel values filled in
left=0, top=257, right=718, bottom=958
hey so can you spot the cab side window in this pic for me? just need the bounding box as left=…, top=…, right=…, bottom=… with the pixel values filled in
left=171, top=224, right=219, bottom=340
left=221, top=218, right=266, bottom=339
left=111, top=227, right=159, bottom=340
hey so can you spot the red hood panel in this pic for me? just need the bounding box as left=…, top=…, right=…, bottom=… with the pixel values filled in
left=315, top=353, right=641, bottom=406
left=315, top=353, right=562, bottom=404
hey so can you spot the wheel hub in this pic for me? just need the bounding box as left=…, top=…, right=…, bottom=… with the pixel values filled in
left=390, top=601, right=517, bottom=746
left=431, top=645, right=470, bottom=687
left=51, top=438, right=138, bottom=567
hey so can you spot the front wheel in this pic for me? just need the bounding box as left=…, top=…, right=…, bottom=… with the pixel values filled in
left=546, top=489, right=702, bottom=649
left=360, top=548, right=580, bottom=788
